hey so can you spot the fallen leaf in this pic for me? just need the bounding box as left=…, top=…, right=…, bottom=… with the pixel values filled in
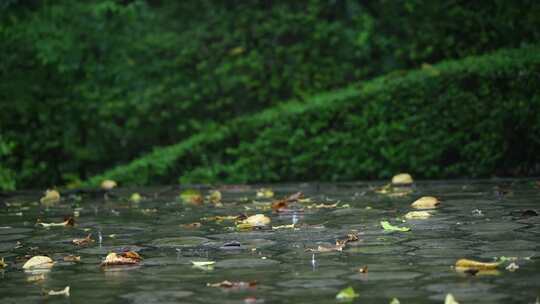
left=358, top=265, right=368, bottom=273
left=40, top=189, right=60, bottom=205
left=256, top=188, right=274, bottom=198
left=411, top=196, right=440, bottom=209
left=314, top=244, right=344, bottom=252
left=26, top=273, right=45, bottom=282
left=101, top=179, right=117, bottom=190
left=182, top=222, right=202, bottom=229
left=455, top=258, right=500, bottom=270
left=191, top=261, right=215, bottom=267
left=389, top=298, right=400, bottom=304
left=0, top=257, right=7, bottom=268
left=63, top=255, right=80, bottom=262
left=207, top=280, right=257, bottom=288
left=336, top=286, right=359, bottom=300
left=207, top=190, right=222, bottom=205
left=37, top=216, right=75, bottom=228
left=203, top=214, right=245, bottom=222
left=22, top=256, right=55, bottom=269
left=72, top=234, right=94, bottom=246
left=242, top=214, right=271, bottom=227
left=271, top=192, right=304, bottom=212
left=47, top=286, right=70, bottom=296
left=130, top=192, right=142, bottom=203
left=391, top=173, right=413, bottom=185
left=445, top=293, right=459, bottom=304
left=505, top=262, right=519, bottom=272
left=381, top=221, right=410, bottom=232
left=306, top=203, right=339, bottom=209
left=180, top=189, right=203, bottom=205
left=101, top=251, right=142, bottom=267
left=272, top=224, right=295, bottom=230
left=404, top=211, right=432, bottom=219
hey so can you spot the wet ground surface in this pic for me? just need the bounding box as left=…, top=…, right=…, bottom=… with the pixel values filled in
left=0, top=180, right=539, bottom=303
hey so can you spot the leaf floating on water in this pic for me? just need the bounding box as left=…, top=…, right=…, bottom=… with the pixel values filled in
left=101, top=251, right=142, bottom=267
left=63, top=255, right=81, bottom=262
left=455, top=258, right=500, bottom=270
left=256, top=188, right=274, bottom=198
left=358, top=265, right=368, bottom=273
left=411, top=196, right=440, bottom=209
left=272, top=224, right=295, bottom=230
left=505, top=262, right=519, bottom=272
left=191, top=261, right=215, bottom=267
left=37, top=216, right=75, bottom=228
left=381, top=221, right=410, bottom=232
left=305, top=203, right=339, bottom=209
left=242, top=214, right=271, bottom=227
left=445, top=293, right=459, bottom=304
left=22, top=256, right=55, bottom=269
left=40, top=189, right=60, bottom=205
left=391, top=173, right=413, bottom=185
left=72, top=234, right=94, bottom=246
left=0, top=257, right=7, bottom=268
left=100, top=179, right=117, bottom=190
left=207, top=280, right=257, bottom=289
left=129, top=192, right=142, bottom=203
left=180, top=189, right=204, bottom=205
left=389, top=298, right=400, bottom=304
left=404, top=211, right=432, bottom=219
left=207, top=190, right=222, bottom=205
left=182, top=222, right=202, bottom=229
left=271, top=192, right=304, bottom=212
left=336, top=286, right=359, bottom=300
left=202, top=214, right=244, bottom=222
left=47, top=286, right=70, bottom=297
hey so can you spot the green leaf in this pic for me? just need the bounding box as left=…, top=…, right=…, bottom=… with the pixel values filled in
left=380, top=221, right=410, bottom=232
left=336, top=286, right=359, bottom=300
left=389, top=298, right=400, bottom=304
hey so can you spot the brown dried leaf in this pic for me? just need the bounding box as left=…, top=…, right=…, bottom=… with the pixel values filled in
left=358, top=265, right=368, bottom=273
left=207, top=280, right=258, bottom=289
left=72, top=234, right=94, bottom=246
left=63, top=255, right=81, bottom=262
left=101, top=251, right=142, bottom=267
left=271, top=192, right=304, bottom=212
left=182, top=222, right=202, bottom=229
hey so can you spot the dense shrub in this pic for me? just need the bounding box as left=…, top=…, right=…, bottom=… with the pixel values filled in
left=86, top=46, right=540, bottom=186
left=1, top=0, right=540, bottom=189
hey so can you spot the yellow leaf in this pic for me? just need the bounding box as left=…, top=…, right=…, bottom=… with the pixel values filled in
left=100, top=179, right=117, bottom=190
left=0, top=257, right=7, bottom=268
left=243, top=214, right=271, bottom=226
left=455, top=258, right=500, bottom=270
left=40, top=189, right=60, bottom=205
left=391, top=173, right=413, bottom=185
left=445, top=293, right=459, bottom=304
left=411, top=196, right=440, bottom=209
left=191, top=261, right=215, bottom=267
left=256, top=188, right=274, bottom=198
left=22, top=256, right=55, bottom=270
left=130, top=193, right=142, bottom=203
left=404, top=211, right=432, bottom=219
left=48, top=286, right=70, bottom=297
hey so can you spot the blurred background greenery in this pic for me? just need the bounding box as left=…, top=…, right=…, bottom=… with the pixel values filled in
left=1, top=0, right=539, bottom=190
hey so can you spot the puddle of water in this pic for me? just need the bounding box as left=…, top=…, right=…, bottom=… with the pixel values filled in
left=0, top=180, right=539, bottom=303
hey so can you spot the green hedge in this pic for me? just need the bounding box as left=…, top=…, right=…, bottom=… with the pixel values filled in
left=2, top=0, right=540, bottom=190
left=85, top=46, right=540, bottom=186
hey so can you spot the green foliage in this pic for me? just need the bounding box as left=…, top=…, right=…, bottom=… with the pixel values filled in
left=1, top=1, right=540, bottom=189
left=86, top=46, right=540, bottom=186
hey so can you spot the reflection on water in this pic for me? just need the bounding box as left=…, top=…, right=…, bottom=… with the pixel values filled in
left=0, top=180, right=539, bottom=303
